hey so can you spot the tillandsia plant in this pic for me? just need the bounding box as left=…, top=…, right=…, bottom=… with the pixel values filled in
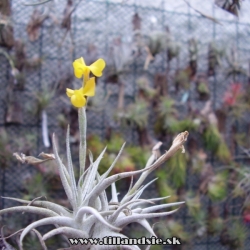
left=0, top=56, right=189, bottom=250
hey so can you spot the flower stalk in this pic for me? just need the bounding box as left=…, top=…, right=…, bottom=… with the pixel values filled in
left=78, top=106, right=87, bottom=177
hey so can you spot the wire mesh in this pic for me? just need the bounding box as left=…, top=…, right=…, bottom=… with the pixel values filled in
left=1, top=0, right=250, bottom=249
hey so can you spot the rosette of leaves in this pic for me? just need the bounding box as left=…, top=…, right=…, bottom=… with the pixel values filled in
left=185, top=193, right=201, bottom=218
left=167, top=40, right=180, bottom=63
left=195, top=75, right=210, bottom=101
left=207, top=206, right=224, bottom=236
left=191, top=209, right=207, bottom=238
left=174, top=69, right=191, bottom=91
left=202, top=124, right=231, bottom=163
left=225, top=48, right=248, bottom=78
left=220, top=219, right=247, bottom=250
left=105, top=37, right=132, bottom=83
left=31, top=86, right=55, bottom=116
left=190, top=149, right=207, bottom=174
left=154, top=96, right=178, bottom=135
left=164, top=152, right=188, bottom=189
left=143, top=31, right=171, bottom=57
left=202, top=172, right=228, bottom=202
left=232, top=164, right=250, bottom=201
left=118, top=98, right=149, bottom=130
left=0, top=104, right=188, bottom=249
left=207, top=41, right=223, bottom=76
left=169, top=118, right=199, bottom=134
left=199, top=163, right=228, bottom=201
left=136, top=77, right=157, bottom=101
left=223, top=83, right=250, bottom=120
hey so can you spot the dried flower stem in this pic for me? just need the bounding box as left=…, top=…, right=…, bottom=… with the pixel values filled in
left=126, top=131, right=189, bottom=198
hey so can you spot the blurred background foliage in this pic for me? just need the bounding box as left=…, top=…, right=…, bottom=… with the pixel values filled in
left=1, top=0, right=250, bottom=249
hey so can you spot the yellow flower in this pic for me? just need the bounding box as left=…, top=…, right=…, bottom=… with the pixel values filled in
left=73, top=57, right=106, bottom=80
left=66, top=77, right=95, bottom=108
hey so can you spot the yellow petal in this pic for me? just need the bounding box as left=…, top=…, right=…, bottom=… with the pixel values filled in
left=72, top=57, right=86, bottom=78
left=82, top=77, right=95, bottom=97
left=75, top=57, right=85, bottom=65
left=70, top=93, right=86, bottom=108
left=66, top=88, right=74, bottom=97
left=88, top=58, right=106, bottom=77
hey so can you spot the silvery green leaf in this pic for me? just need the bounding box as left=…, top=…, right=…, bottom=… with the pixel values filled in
left=115, top=209, right=179, bottom=228
left=20, top=217, right=77, bottom=249
left=100, top=142, right=126, bottom=181
left=121, top=178, right=158, bottom=205
left=75, top=206, right=120, bottom=231
left=109, top=199, right=153, bottom=223
left=0, top=206, right=58, bottom=218
left=42, top=227, right=88, bottom=241
left=81, top=146, right=107, bottom=203
left=96, top=173, right=109, bottom=212
left=141, top=201, right=185, bottom=214
left=1, top=196, right=71, bottom=217
left=87, top=164, right=155, bottom=206
left=135, top=218, right=156, bottom=237
left=53, top=134, right=74, bottom=208
left=111, top=183, right=119, bottom=203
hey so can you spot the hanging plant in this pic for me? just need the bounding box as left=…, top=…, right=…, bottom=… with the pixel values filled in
left=207, top=206, right=224, bottom=236
left=207, top=41, right=223, bottom=76
left=207, top=172, right=227, bottom=201
left=222, top=82, right=250, bottom=119
left=203, top=124, right=221, bottom=152
left=119, top=99, right=149, bottom=128
left=136, top=76, right=158, bottom=101
left=165, top=152, right=188, bottom=189
left=174, top=69, right=191, bottom=92
left=185, top=193, right=201, bottom=218
left=154, top=96, right=178, bottom=136
left=190, top=149, right=207, bottom=174
left=195, top=74, right=210, bottom=101
left=188, top=38, right=198, bottom=78
left=220, top=219, right=247, bottom=249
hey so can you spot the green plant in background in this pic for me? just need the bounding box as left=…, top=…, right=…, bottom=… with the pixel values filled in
left=0, top=56, right=188, bottom=250
left=136, top=77, right=158, bottom=101
left=185, top=192, right=201, bottom=218
left=207, top=172, right=227, bottom=201
left=154, top=96, right=177, bottom=135
left=165, top=153, right=188, bottom=189
left=220, top=219, right=248, bottom=250
left=118, top=98, right=149, bottom=130
left=203, top=124, right=231, bottom=163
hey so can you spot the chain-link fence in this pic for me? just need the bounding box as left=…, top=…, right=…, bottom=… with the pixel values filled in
left=1, top=0, right=250, bottom=249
